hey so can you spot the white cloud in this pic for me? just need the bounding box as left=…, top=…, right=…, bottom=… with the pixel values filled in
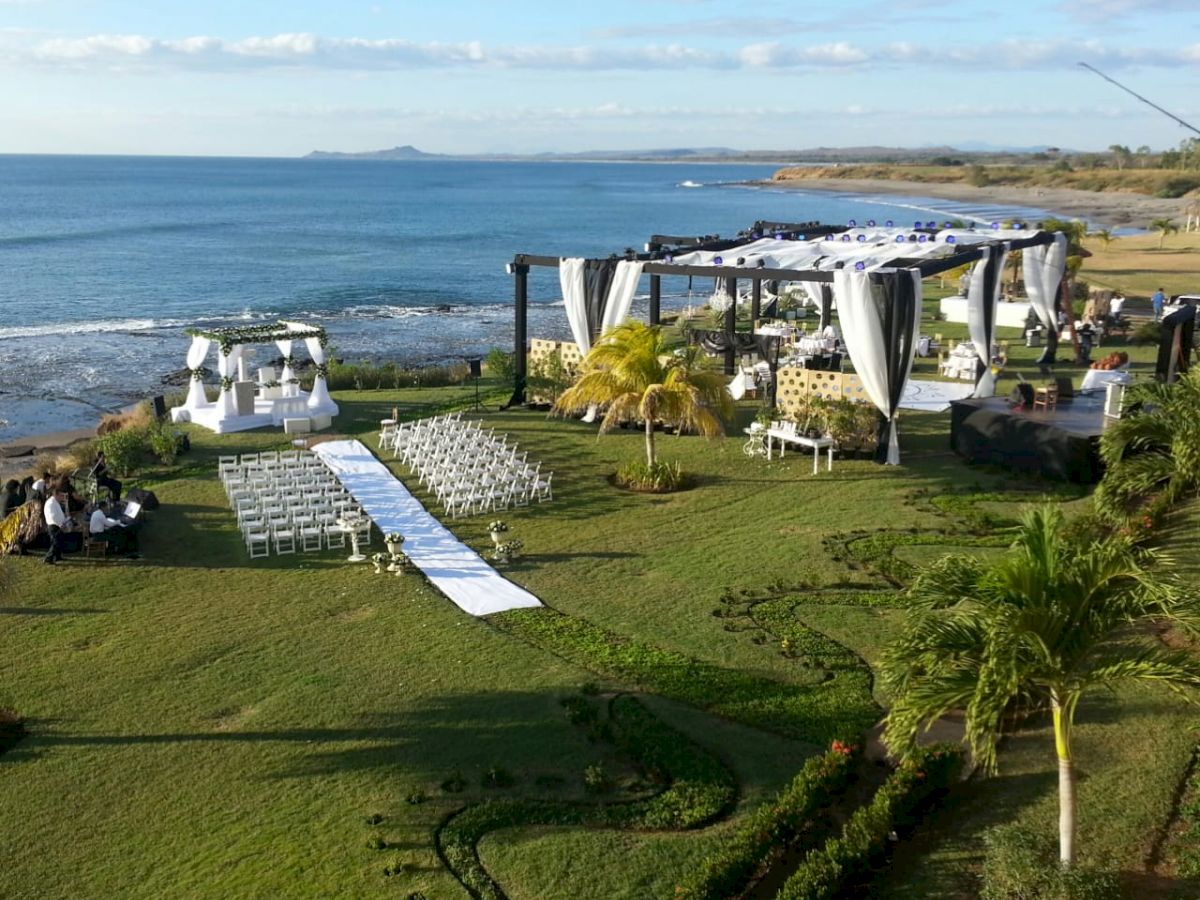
left=1057, top=0, right=1197, bottom=21
left=9, top=31, right=1200, bottom=74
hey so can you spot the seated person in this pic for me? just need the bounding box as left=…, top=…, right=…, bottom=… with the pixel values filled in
left=89, top=500, right=138, bottom=555
left=90, top=450, right=122, bottom=502
left=31, top=471, right=51, bottom=498
left=53, top=474, right=87, bottom=513
left=2, top=479, right=21, bottom=518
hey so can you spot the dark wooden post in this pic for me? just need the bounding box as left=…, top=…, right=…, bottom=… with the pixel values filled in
left=649, top=274, right=661, bottom=326
left=751, top=279, right=761, bottom=327
left=511, top=262, right=529, bottom=406
left=819, top=284, right=833, bottom=331
left=724, top=276, right=737, bottom=375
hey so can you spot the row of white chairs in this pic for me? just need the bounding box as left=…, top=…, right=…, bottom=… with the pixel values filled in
left=381, top=414, right=553, bottom=518
left=218, top=450, right=372, bottom=558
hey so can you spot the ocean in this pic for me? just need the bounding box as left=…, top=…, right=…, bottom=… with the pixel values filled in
left=0, top=155, right=1050, bottom=440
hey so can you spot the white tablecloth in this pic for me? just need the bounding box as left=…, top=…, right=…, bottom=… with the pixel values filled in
left=1080, top=369, right=1132, bottom=392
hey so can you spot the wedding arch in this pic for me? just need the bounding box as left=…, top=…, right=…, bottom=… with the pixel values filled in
left=170, top=321, right=339, bottom=434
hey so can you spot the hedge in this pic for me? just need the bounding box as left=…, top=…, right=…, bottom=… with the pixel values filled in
left=776, top=744, right=964, bottom=900
left=674, top=743, right=858, bottom=900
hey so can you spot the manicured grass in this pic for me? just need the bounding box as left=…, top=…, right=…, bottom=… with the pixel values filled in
left=3, top=372, right=1198, bottom=897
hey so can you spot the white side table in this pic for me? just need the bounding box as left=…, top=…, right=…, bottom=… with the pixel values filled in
left=792, top=435, right=836, bottom=474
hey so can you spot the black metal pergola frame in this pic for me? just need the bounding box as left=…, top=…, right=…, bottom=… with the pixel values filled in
left=505, top=220, right=1059, bottom=406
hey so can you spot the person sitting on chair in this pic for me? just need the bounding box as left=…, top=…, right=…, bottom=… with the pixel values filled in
left=91, top=450, right=122, bottom=502
left=2, top=479, right=22, bottom=518
left=89, top=500, right=135, bottom=555
left=31, top=471, right=51, bottom=498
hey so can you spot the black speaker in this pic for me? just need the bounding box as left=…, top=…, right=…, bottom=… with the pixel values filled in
left=151, top=395, right=167, bottom=419
left=1009, top=383, right=1034, bottom=407
left=468, top=359, right=482, bottom=379
left=1054, top=376, right=1074, bottom=399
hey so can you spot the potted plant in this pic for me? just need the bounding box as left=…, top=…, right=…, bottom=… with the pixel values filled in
left=370, top=552, right=388, bottom=575
left=508, top=539, right=524, bottom=560
left=385, top=532, right=405, bottom=556
left=392, top=551, right=412, bottom=575
left=488, top=520, right=509, bottom=547
left=492, top=541, right=514, bottom=564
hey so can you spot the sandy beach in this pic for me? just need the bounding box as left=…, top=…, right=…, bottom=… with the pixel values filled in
left=761, top=176, right=1189, bottom=229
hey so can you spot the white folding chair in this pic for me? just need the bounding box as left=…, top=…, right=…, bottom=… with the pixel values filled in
left=246, top=530, right=270, bottom=559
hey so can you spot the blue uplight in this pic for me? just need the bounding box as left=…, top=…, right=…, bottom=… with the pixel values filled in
left=946, top=235, right=957, bottom=244
left=885, top=220, right=894, bottom=227
left=866, top=219, right=876, bottom=227
left=854, top=261, right=866, bottom=270
left=713, top=255, right=723, bottom=265
left=848, top=219, right=857, bottom=227
left=841, top=234, right=851, bottom=241
left=918, top=235, right=928, bottom=243
left=856, top=234, right=867, bottom=242
left=895, top=235, right=906, bottom=243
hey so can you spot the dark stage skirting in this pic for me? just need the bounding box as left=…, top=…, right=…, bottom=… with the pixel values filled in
left=949, top=395, right=1106, bottom=483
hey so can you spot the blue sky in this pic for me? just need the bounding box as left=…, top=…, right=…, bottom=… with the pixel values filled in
left=1, top=0, right=1198, bottom=156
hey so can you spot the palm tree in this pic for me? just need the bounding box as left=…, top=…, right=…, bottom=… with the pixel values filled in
left=1151, top=217, right=1178, bottom=250
left=1089, top=228, right=1113, bottom=252
left=881, top=505, right=1200, bottom=867
left=1095, top=369, right=1200, bottom=522
left=554, top=320, right=733, bottom=466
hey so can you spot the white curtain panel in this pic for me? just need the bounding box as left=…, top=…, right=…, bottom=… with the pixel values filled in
left=216, top=345, right=242, bottom=417
left=600, top=261, right=644, bottom=335
left=275, top=338, right=294, bottom=382
left=801, top=281, right=824, bottom=308
left=834, top=270, right=921, bottom=465
left=1022, top=233, right=1067, bottom=332
left=967, top=249, right=996, bottom=398
left=304, top=335, right=337, bottom=414
left=560, top=257, right=590, bottom=354
left=183, top=335, right=212, bottom=410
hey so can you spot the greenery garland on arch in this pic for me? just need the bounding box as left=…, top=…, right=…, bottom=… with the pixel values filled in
left=186, top=322, right=327, bottom=350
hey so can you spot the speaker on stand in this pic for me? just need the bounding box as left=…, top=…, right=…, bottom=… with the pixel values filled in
left=467, top=359, right=482, bottom=410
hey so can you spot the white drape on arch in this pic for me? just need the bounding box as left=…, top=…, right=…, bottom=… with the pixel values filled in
left=216, top=346, right=243, bottom=417
left=966, top=243, right=1009, bottom=399
left=834, top=269, right=921, bottom=465
left=184, top=335, right=213, bottom=410
left=304, top=335, right=337, bottom=414
left=600, top=261, right=644, bottom=335
left=275, top=338, right=294, bottom=383
left=560, top=257, right=590, bottom=353
left=1023, top=233, right=1067, bottom=332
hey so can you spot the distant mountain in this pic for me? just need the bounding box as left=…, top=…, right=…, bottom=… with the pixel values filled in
left=300, top=144, right=1079, bottom=164
left=304, top=145, right=444, bottom=161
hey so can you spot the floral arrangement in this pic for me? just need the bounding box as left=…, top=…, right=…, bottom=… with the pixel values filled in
left=488, top=520, right=509, bottom=534
left=385, top=532, right=405, bottom=545
left=283, top=355, right=296, bottom=369
left=708, top=289, right=734, bottom=313
left=494, top=539, right=524, bottom=560
left=371, top=552, right=388, bottom=563
left=314, top=363, right=329, bottom=379
left=189, top=368, right=205, bottom=382
left=220, top=376, right=235, bottom=392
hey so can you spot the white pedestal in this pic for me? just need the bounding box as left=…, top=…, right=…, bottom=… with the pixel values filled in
left=233, top=381, right=256, bottom=416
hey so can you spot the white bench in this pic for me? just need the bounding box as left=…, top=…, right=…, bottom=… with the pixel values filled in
left=766, top=424, right=835, bottom=474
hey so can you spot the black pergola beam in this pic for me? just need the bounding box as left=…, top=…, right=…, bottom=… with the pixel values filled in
left=512, top=254, right=836, bottom=283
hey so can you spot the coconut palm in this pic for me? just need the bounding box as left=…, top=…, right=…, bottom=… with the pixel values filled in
left=554, top=320, right=732, bottom=466
left=1095, top=369, right=1200, bottom=522
left=881, top=504, right=1200, bottom=867
left=1150, top=217, right=1178, bottom=250
left=1089, top=228, right=1113, bottom=252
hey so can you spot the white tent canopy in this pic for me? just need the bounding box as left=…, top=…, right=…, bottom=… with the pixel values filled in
left=172, top=320, right=339, bottom=434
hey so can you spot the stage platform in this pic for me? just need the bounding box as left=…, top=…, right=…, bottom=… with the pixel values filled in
left=949, top=394, right=1107, bottom=483
left=173, top=393, right=314, bottom=434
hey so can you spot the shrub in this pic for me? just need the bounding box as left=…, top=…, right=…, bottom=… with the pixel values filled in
left=777, top=744, right=964, bottom=900
left=980, top=824, right=1122, bottom=899
left=675, top=745, right=858, bottom=900
left=95, top=426, right=150, bottom=477
left=1130, top=320, right=1163, bottom=345
left=484, top=347, right=515, bottom=382
left=1154, top=176, right=1200, bottom=199
left=615, top=459, right=690, bottom=492
left=583, top=763, right=610, bottom=794
left=146, top=421, right=180, bottom=465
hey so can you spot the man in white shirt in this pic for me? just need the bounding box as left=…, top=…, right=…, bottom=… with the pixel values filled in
left=89, top=501, right=131, bottom=554
left=43, top=490, right=68, bottom=564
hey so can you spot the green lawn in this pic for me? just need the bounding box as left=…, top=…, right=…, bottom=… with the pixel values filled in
left=2, top=372, right=1197, bottom=897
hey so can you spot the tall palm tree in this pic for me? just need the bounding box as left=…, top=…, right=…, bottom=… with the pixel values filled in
left=1150, top=217, right=1178, bottom=250
left=554, top=320, right=732, bottom=466
left=1095, top=369, right=1200, bottom=522
left=881, top=505, right=1200, bottom=866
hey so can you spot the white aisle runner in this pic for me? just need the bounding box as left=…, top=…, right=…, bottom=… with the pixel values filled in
left=313, top=440, right=542, bottom=617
